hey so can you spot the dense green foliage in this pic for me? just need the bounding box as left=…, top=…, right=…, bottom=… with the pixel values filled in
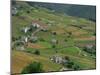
left=34, top=50, right=40, bottom=55
left=21, top=62, right=43, bottom=74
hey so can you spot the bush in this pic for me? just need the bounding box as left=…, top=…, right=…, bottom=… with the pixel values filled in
left=52, top=32, right=57, bottom=35
left=67, top=61, right=74, bottom=68
left=68, top=32, right=72, bottom=35
left=15, top=12, right=20, bottom=16
left=64, top=56, right=70, bottom=61
left=26, top=10, right=30, bottom=13
left=39, top=38, right=45, bottom=42
left=12, top=36, right=16, bottom=41
left=73, top=64, right=80, bottom=70
left=64, top=39, right=68, bottom=42
left=52, top=45, right=56, bottom=48
left=93, top=32, right=96, bottom=36
left=34, top=50, right=40, bottom=55
left=21, top=62, right=43, bottom=74
left=64, top=60, right=80, bottom=70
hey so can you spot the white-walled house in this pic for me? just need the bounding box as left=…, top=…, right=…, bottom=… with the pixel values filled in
left=24, top=27, right=30, bottom=33
left=51, top=39, right=57, bottom=45
left=32, top=23, right=40, bottom=28
left=31, top=20, right=48, bottom=30
left=21, top=36, right=28, bottom=43
left=50, top=55, right=68, bottom=64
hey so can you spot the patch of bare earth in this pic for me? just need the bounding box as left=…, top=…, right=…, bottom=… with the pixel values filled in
left=74, top=36, right=95, bottom=41
left=27, top=43, right=45, bottom=49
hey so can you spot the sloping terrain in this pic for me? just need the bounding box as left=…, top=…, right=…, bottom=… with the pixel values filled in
left=11, top=1, right=96, bottom=74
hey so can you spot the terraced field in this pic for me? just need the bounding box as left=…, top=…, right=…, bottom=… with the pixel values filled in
left=11, top=1, right=96, bottom=74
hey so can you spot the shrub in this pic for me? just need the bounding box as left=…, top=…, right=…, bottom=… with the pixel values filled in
left=52, top=32, right=57, bottom=35
left=68, top=32, right=72, bottom=35
left=39, top=38, right=45, bottom=42
left=12, top=36, right=16, bottom=41
left=64, top=60, right=80, bottom=70
left=34, top=50, right=40, bottom=55
left=21, top=62, right=43, bottom=74
left=64, top=56, right=70, bottom=61
left=15, top=12, right=20, bottom=16
left=52, top=45, right=56, bottom=48
left=64, top=39, right=68, bottom=42
left=26, top=10, right=30, bottom=13
left=67, top=61, right=74, bottom=68
left=93, top=32, right=96, bottom=36
left=73, top=64, right=80, bottom=70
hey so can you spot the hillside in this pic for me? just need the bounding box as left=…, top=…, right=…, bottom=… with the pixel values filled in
left=27, top=2, right=96, bottom=21
left=11, top=1, right=96, bottom=74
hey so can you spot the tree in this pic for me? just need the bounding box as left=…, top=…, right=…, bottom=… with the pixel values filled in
left=64, top=56, right=70, bottom=61
left=68, top=32, right=72, bottom=35
left=39, top=38, right=45, bottom=42
left=73, top=64, right=80, bottom=70
left=67, top=61, right=74, bottom=68
left=26, top=10, right=30, bottom=13
left=21, top=62, right=43, bottom=74
left=64, top=39, right=68, bottom=42
left=64, top=60, right=73, bottom=68
left=52, top=45, right=56, bottom=48
left=34, top=50, right=40, bottom=55
left=52, top=32, right=57, bottom=35
left=93, top=32, right=96, bottom=36
left=12, top=36, right=16, bottom=41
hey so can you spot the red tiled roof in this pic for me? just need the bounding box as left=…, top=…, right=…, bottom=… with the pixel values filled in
left=32, top=20, right=48, bottom=28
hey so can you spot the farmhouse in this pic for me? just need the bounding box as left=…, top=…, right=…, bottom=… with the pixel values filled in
left=22, top=27, right=30, bottom=33
left=86, top=45, right=93, bottom=49
left=21, top=36, right=28, bottom=43
left=32, top=20, right=48, bottom=31
left=51, top=39, right=58, bottom=45
left=50, top=55, right=68, bottom=64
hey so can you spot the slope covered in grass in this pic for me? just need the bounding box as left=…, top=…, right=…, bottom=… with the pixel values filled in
left=12, top=1, right=96, bottom=74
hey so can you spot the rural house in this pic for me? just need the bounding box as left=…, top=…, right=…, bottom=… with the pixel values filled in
left=86, top=45, right=93, bottom=49
left=51, top=39, right=58, bottom=45
left=21, top=36, right=28, bottom=44
left=22, top=27, right=30, bottom=33
left=32, top=20, right=48, bottom=31
left=50, top=55, right=68, bottom=64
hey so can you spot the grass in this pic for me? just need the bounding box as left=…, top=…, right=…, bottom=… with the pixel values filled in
left=12, top=50, right=62, bottom=74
